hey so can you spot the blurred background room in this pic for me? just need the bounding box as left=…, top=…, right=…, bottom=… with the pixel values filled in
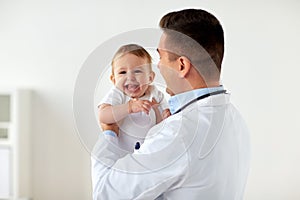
left=0, top=0, right=299, bottom=199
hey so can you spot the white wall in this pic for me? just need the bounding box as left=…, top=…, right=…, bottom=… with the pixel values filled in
left=0, top=0, right=299, bottom=199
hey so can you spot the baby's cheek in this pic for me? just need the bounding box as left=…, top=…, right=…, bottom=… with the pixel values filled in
left=140, top=78, right=150, bottom=85
left=115, top=79, right=124, bottom=86
left=115, top=83, right=124, bottom=92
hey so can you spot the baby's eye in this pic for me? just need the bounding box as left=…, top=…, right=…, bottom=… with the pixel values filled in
left=118, top=71, right=126, bottom=74
left=134, top=70, right=142, bottom=73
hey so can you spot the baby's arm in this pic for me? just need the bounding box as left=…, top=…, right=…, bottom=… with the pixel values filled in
left=152, top=107, right=171, bottom=124
left=99, top=103, right=129, bottom=124
left=152, top=105, right=162, bottom=124
left=151, top=98, right=171, bottom=124
left=99, top=99, right=152, bottom=124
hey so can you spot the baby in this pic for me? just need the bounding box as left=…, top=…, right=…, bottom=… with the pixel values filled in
left=98, top=44, right=170, bottom=152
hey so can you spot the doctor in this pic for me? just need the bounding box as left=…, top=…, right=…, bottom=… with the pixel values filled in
left=92, top=8, right=250, bottom=200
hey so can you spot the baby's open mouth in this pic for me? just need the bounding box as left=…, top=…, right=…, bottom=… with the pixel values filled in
left=125, top=84, right=140, bottom=93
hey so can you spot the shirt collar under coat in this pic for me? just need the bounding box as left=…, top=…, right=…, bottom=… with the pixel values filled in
left=168, top=86, right=225, bottom=115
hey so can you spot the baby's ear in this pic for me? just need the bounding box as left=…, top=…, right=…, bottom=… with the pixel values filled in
left=149, top=71, right=155, bottom=83
left=110, top=74, right=115, bottom=84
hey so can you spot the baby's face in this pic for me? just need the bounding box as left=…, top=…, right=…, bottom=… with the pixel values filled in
left=111, top=53, right=154, bottom=98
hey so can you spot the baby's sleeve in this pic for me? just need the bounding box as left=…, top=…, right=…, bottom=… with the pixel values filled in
left=98, top=86, right=124, bottom=107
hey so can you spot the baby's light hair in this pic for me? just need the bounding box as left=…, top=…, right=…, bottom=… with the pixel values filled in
left=111, top=44, right=152, bottom=74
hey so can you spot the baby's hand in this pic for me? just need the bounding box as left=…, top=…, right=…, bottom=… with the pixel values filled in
left=150, top=98, right=159, bottom=109
left=162, top=109, right=171, bottom=119
left=128, top=98, right=152, bottom=114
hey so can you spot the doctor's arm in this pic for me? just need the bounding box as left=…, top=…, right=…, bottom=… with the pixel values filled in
left=91, top=125, right=188, bottom=200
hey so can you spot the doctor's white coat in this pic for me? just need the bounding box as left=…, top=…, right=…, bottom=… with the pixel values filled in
left=91, top=93, right=250, bottom=200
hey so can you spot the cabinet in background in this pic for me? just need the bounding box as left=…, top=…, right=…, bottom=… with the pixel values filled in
left=0, top=89, right=32, bottom=200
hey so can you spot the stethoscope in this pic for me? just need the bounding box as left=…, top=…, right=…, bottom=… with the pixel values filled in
left=134, top=89, right=227, bottom=150
left=172, top=90, right=227, bottom=115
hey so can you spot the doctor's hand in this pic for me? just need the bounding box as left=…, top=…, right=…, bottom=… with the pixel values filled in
left=100, top=122, right=119, bottom=136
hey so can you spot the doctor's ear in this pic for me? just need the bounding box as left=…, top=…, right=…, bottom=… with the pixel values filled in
left=110, top=74, right=116, bottom=84
left=178, top=56, right=191, bottom=78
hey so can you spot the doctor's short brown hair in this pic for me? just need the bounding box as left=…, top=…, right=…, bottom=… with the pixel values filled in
left=159, top=9, right=224, bottom=75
